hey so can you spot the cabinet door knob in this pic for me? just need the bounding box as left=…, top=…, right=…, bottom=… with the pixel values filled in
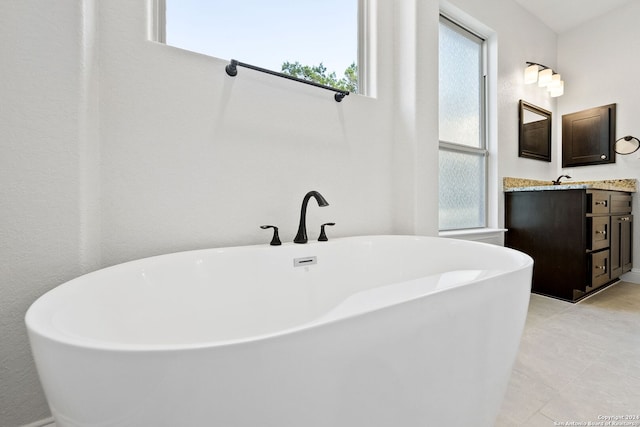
left=601, top=154, right=607, bottom=159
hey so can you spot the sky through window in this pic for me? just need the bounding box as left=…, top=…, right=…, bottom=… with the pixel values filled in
left=165, top=1, right=358, bottom=77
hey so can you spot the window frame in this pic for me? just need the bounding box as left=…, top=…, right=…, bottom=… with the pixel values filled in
left=151, top=0, right=371, bottom=97
left=438, top=13, right=489, bottom=232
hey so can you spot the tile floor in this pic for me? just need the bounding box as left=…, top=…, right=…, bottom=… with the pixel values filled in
left=496, top=281, right=640, bottom=426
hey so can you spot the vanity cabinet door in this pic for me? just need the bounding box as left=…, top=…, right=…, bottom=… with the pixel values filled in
left=611, top=214, right=633, bottom=278
left=622, top=215, right=633, bottom=273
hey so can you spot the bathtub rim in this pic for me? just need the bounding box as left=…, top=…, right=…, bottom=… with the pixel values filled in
left=25, top=235, right=533, bottom=352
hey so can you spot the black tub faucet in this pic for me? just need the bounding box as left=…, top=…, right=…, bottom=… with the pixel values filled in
left=294, top=191, right=329, bottom=244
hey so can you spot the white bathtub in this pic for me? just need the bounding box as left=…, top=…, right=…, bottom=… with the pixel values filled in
left=26, top=235, right=532, bottom=427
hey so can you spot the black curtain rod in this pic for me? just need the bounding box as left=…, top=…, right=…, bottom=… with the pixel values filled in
left=225, top=59, right=350, bottom=102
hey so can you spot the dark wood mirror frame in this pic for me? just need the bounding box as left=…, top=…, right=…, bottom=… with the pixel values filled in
left=519, top=100, right=552, bottom=162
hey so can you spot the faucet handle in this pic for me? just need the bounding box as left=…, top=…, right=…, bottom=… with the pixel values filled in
left=318, top=222, right=336, bottom=242
left=260, top=225, right=281, bottom=246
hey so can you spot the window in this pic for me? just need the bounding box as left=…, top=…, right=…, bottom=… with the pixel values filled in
left=157, top=0, right=361, bottom=94
left=438, top=15, right=487, bottom=231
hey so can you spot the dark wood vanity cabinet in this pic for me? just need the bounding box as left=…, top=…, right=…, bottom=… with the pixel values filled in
left=505, top=189, right=632, bottom=302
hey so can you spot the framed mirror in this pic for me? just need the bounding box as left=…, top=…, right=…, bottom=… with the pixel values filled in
left=519, top=100, right=552, bottom=162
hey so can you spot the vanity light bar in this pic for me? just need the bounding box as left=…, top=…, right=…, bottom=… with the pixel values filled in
left=524, top=62, right=564, bottom=97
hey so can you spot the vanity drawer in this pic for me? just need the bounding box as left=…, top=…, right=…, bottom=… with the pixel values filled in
left=590, top=250, right=610, bottom=288
left=610, top=193, right=632, bottom=214
left=588, top=191, right=610, bottom=214
left=588, top=216, right=610, bottom=251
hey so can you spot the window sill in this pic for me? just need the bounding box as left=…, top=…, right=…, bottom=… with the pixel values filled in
left=439, top=228, right=507, bottom=246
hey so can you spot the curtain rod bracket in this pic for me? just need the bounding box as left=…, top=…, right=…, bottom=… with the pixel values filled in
left=334, top=92, right=347, bottom=102
left=225, top=59, right=238, bottom=77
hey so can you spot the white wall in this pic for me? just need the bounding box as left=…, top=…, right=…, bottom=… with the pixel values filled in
left=557, top=1, right=640, bottom=276
left=0, top=1, right=100, bottom=425
left=0, top=0, right=559, bottom=425
left=97, top=0, right=438, bottom=268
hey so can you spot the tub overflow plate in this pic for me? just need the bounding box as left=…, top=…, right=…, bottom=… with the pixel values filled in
left=293, top=256, right=317, bottom=267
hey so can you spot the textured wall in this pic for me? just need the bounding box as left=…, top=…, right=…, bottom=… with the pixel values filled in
left=0, top=1, right=100, bottom=426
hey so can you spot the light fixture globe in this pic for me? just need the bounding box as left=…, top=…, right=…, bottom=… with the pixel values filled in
left=547, top=74, right=562, bottom=90
left=524, top=64, right=539, bottom=84
left=550, top=81, right=564, bottom=97
left=538, top=68, right=553, bottom=87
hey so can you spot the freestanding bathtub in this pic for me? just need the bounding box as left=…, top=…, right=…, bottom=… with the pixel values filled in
left=26, top=235, right=532, bottom=427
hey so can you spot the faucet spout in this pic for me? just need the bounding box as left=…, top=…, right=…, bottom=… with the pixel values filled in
left=294, top=191, right=329, bottom=244
left=552, top=175, right=572, bottom=185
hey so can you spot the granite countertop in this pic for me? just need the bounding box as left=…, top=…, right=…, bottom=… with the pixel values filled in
left=503, top=177, right=638, bottom=193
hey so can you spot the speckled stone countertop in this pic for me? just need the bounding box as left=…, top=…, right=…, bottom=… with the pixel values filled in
left=503, top=177, right=638, bottom=193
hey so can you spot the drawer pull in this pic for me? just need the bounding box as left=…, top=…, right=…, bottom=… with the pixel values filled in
left=595, top=230, right=607, bottom=235
left=595, top=200, right=608, bottom=206
left=595, top=265, right=607, bottom=271
left=619, top=217, right=631, bottom=221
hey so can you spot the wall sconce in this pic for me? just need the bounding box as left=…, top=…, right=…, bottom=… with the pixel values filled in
left=524, top=62, right=564, bottom=97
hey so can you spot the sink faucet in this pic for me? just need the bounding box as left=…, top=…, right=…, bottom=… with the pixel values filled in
left=552, top=175, right=572, bottom=185
left=294, top=191, right=329, bottom=244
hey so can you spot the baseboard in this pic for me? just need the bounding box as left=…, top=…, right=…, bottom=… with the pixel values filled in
left=21, top=417, right=55, bottom=427
left=621, top=268, right=640, bottom=284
